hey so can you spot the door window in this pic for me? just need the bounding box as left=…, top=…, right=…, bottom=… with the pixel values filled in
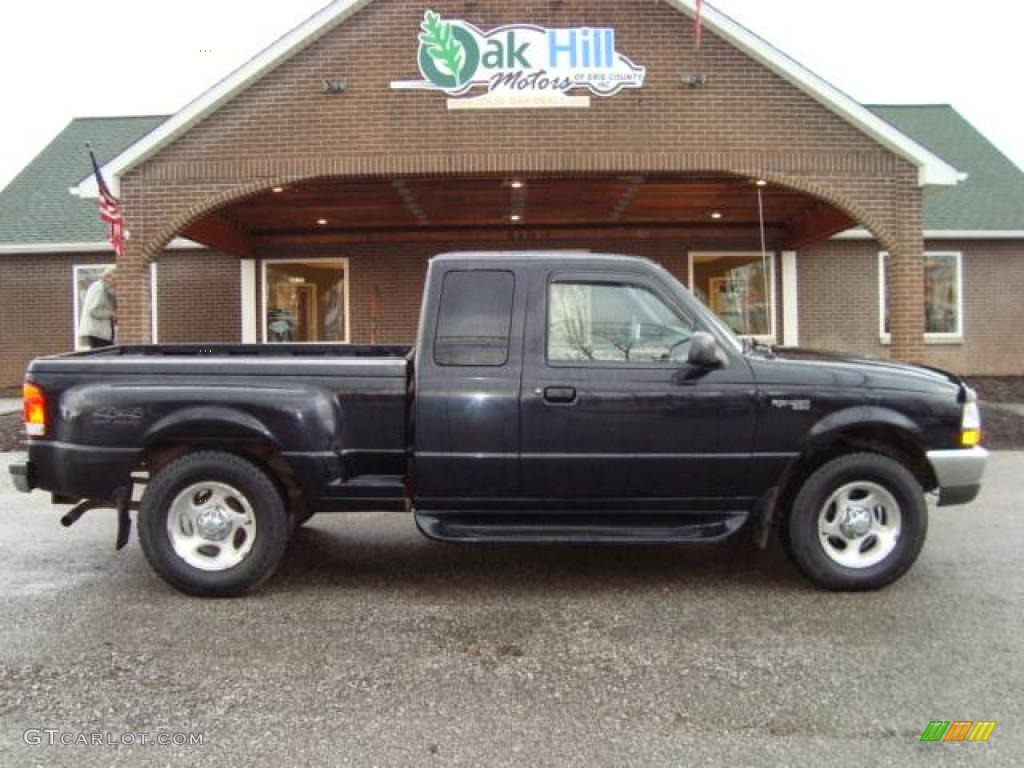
left=548, top=281, right=695, bottom=363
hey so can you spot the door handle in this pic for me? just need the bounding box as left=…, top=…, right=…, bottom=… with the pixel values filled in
left=543, top=386, right=577, bottom=404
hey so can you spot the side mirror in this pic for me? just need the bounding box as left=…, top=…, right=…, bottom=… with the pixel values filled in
left=687, top=331, right=724, bottom=368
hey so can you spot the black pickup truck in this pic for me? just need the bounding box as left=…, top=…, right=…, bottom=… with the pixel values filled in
left=11, top=252, right=988, bottom=596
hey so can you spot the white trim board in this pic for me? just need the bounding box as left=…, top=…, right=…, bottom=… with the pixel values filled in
left=75, top=0, right=960, bottom=199
left=781, top=251, right=799, bottom=347
left=835, top=228, right=1024, bottom=241
left=0, top=238, right=205, bottom=256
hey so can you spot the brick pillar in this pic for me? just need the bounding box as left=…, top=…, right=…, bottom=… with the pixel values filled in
left=886, top=188, right=925, bottom=362
left=115, top=239, right=152, bottom=344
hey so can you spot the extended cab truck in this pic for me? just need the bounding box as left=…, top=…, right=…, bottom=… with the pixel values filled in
left=10, top=253, right=988, bottom=596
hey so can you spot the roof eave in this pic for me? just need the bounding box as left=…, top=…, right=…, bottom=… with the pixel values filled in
left=75, top=0, right=373, bottom=199
left=76, top=0, right=963, bottom=197
left=665, top=0, right=963, bottom=189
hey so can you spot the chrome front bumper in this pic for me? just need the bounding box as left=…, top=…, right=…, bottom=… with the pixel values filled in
left=926, top=447, right=989, bottom=507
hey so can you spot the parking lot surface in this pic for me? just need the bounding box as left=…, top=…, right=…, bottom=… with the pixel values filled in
left=1, top=452, right=1021, bottom=766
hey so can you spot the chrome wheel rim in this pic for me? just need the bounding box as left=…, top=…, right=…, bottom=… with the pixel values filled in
left=167, top=482, right=256, bottom=572
left=817, top=481, right=902, bottom=569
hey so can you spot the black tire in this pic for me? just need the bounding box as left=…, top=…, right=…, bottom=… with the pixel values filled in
left=786, top=453, right=928, bottom=591
left=138, top=451, right=290, bottom=597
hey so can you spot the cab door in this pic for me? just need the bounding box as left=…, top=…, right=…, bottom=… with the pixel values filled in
left=518, top=268, right=760, bottom=508
left=413, top=266, right=524, bottom=507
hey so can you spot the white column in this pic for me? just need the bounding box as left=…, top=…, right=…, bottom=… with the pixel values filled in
left=149, top=263, right=159, bottom=344
left=240, top=259, right=257, bottom=343
left=781, top=250, right=799, bottom=347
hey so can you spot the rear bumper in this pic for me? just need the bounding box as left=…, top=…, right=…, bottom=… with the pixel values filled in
left=927, top=447, right=989, bottom=507
left=22, top=441, right=134, bottom=502
left=9, top=461, right=35, bottom=493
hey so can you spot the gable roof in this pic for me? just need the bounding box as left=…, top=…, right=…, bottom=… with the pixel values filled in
left=869, top=105, right=1024, bottom=232
left=0, top=116, right=166, bottom=247
left=3, top=106, right=1019, bottom=252
left=76, top=0, right=962, bottom=198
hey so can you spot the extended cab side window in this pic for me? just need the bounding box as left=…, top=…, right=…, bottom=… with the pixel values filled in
left=434, top=270, right=515, bottom=367
left=548, top=281, right=695, bottom=364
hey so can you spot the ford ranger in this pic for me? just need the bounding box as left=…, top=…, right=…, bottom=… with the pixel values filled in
left=9, top=252, right=988, bottom=596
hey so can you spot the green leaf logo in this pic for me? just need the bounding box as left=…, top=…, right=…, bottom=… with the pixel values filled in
left=419, top=11, right=468, bottom=87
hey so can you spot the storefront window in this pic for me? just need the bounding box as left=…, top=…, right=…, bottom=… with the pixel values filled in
left=263, top=259, right=349, bottom=343
left=879, top=252, right=963, bottom=340
left=689, top=253, right=775, bottom=339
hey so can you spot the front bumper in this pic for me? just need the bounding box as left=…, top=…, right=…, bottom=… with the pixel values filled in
left=9, top=461, right=35, bottom=493
left=927, top=447, right=989, bottom=507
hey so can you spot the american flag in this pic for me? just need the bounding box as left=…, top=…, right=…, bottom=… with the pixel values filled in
left=88, top=145, right=125, bottom=258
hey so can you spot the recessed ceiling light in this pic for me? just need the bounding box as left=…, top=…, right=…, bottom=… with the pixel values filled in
left=272, top=186, right=285, bottom=193
left=509, top=214, right=523, bottom=222
left=710, top=211, right=723, bottom=220
left=509, top=180, right=525, bottom=189
left=316, top=218, right=328, bottom=226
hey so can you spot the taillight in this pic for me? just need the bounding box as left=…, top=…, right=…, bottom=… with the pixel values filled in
left=23, top=382, right=46, bottom=437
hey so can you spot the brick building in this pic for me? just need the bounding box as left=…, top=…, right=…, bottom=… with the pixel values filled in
left=1, top=0, right=1023, bottom=385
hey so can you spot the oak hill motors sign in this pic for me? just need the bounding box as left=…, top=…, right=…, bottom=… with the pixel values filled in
left=390, top=11, right=647, bottom=109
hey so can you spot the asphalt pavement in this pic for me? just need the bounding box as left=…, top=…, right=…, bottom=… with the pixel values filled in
left=0, top=451, right=1021, bottom=767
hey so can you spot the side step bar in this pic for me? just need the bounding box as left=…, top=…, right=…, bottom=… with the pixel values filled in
left=415, top=511, right=748, bottom=545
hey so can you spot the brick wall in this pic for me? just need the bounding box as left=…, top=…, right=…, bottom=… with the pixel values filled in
left=156, top=250, right=241, bottom=344
left=0, top=253, right=80, bottom=385
left=799, top=239, right=1024, bottom=375
left=113, top=0, right=926, bottom=359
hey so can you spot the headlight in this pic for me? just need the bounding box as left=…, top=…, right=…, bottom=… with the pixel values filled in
left=961, top=388, right=981, bottom=447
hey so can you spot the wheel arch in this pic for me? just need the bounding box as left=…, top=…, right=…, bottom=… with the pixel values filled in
left=756, top=416, right=937, bottom=549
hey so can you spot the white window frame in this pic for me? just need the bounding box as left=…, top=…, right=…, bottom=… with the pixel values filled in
left=73, top=263, right=159, bottom=349
left=878, top=251, right=964, bottom=345
left=73, top=264, right=114, bottom=350
left=261, top=257, right=351, bottom=344
left=688, top=251, right=777, bottom=343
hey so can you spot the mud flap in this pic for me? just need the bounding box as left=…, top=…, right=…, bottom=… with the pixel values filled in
left=114, top=486, right=133, bottom=551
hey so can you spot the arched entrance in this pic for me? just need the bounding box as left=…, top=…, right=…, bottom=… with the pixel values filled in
left=124, top=170, right=923, bottom=356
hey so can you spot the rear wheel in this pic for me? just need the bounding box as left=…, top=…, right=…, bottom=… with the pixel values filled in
left=139, top=451, right=289, bottom=597
left=786, top=453, right=928, bottom=591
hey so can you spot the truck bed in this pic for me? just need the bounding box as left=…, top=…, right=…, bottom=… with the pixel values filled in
left=25, top=344, right=413, bottom=510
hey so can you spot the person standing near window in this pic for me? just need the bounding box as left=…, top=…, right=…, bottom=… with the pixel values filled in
left=78, top=266, right=118, bottom=349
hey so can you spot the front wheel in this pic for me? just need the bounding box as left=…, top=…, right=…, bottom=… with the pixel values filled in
left=786, top=453, right=928, bottom=591
left=138, top=452, right=290, bottom=597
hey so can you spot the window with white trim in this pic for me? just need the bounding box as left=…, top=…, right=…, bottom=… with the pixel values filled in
left=688, top=252, right=776, bottom=341
left=262, top=258, right=350, bottom=343
left=879, top=252, right=964, bottom=343
left=73, top=264, right=114, bottom=350
left=73, top=263, right=158, bottom=348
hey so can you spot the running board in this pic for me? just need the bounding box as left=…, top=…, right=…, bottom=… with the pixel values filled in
left=415, top=511, right=748, bottom=545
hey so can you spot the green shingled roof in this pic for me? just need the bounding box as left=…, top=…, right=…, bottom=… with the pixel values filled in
left=869, top=105, right=1024, bottom=231
left=0, top=108, right=1021, bottom=246
left=0, top=116, right=167, bottom=245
